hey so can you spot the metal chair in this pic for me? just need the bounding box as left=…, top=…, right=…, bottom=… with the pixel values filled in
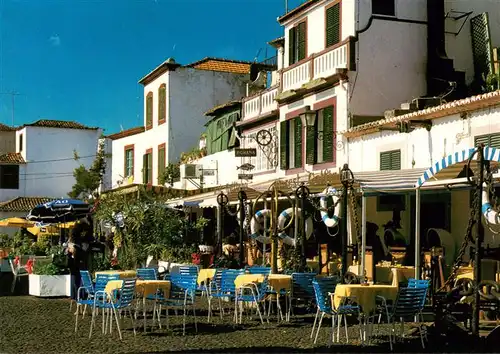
left=208, top=269, right=244, bottom=322
left=8, top=258, right=29, bottom=294
left=136, top=268, right=158, bottom=280
left=235, top=275, right=268, bottom=324
left=290, top=272, right=316, bottom=320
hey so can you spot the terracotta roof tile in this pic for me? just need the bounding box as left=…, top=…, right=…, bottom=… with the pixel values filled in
left=185, top=58, right=252, bottom=74
left=0, top=123, right=15, bottom=131
left=22, top=119, right=98, bottom=130
left=0, top=152, right=25, bottom=164
left=204, top=100, right=241, bottom=116
left=106, top=126, right=145, bottom=140
left=0, top=197, right=52, bottom=212
left=344, top=90, right=500, bottom=138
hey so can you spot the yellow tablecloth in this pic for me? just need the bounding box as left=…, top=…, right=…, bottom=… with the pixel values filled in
left=105, top=279, right=171, bottom=298
left=234, top=274, right=292, bottom=292
left=376, top=266, right=415, bottom=284
left=95, top=270, right=137, bottom=279
left=333, top=284, right=398, bottom=314
left=197, top=268, right=216, bottom=286
left=235, top=274, right=264, bottom=288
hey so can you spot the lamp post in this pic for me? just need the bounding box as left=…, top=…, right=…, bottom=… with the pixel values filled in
left=340, top=164, right=354, bottom=281
left=216, top=191, right=228, bottom=258
left=237, top=189, right=247, bottom=267
left=295, top=183, right=310, bottom=269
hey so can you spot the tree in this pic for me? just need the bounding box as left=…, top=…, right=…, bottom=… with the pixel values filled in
left=158, top=163, right=180, bottom=186
left=68, top=139, right=107, bottom=199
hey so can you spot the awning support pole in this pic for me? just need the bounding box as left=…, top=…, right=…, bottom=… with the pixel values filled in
left=361, top=192, right=367, bottom=282
left=415, top=188, right=421, bottom=280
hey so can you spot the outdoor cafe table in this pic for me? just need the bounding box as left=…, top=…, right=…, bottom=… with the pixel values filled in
left=376, top=266, right=415, bottom=284
left=197, top=268, right=216, bottom=286
left=95, top=270, right=137, bottom=279
left=105, top=279, right=171, bottom=331
left=234, top=274, right=292, bottom=321
left=332, top=284, right=399, bottom=315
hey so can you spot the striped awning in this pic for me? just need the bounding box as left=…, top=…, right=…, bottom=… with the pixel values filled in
left=355, top=168, right=428, bottom=192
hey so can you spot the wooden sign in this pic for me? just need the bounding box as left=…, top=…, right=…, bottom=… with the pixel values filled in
left=235, top=148, right=257, bottom=157
left=238, top=174, right=253, bottom=180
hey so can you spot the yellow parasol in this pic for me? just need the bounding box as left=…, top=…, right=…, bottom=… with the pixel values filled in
left=27, top=221, right=76, bottom=237
left=0, top=217, right=36, bottom=228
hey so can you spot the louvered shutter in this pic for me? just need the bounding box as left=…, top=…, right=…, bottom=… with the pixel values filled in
left=288, top=28, right=296, bottom=65
left=297, top=22, right=306, bottom=61
left=146, top=94, right=153, bottom=127
left=326, top=3, right=340, bottom=47
left=142, top=154, right=148, bottom=183
left=489, top=134, right=500, bottom=148
left=158, top=146, right=165, bottom=183
left=294, top=117, right=302, bottom=168
left=158, top=85, right=166, bottom=123
left=470, top=13, right=494, bottom=84
left=306, top=122, right=317, bottom=165
left=280, top=121, right=289, bottom=170
left=322, top=106, right=334, bottom=162
left=474, top=134, right=489, bottom=147
left=391, top=150, right=401, bottom=170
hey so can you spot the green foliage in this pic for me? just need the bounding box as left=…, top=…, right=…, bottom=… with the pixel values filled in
left=0, top=233, right=13, bottom=249
left=33, top=262, right=68, bottom=275
left=158, top=163, right=180, bottom=186
left=94, top=187, right=201, bottom=267
left=93, top=255, right=112, bottom=272
left=68, top=139, right=107, bottom=199
left=482, top=72, right=500, bottom=93
left=193, top=216, right=209, bottom=231
left=212, top=254, right=239, bottom=269
left=280, top=244, right=309, bottom=273
left=179, top=146, right=207, bottom=164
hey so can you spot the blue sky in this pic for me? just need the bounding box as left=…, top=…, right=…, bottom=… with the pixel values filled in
left=0, top=0, right=304, bottom=134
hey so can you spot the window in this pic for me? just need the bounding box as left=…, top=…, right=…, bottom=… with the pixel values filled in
left=0, top=165, right=19, bottom=189
left=143, top=149, right=153, bottom=184
left=380, top=149, right=401, bottom=170
left=306, top=105, right=335, bottom=164
left=280, top=118, right=302, bottom=170
left=158, top=84, right=166, bottom=125
left=146, top=92, right=153, bottom=129
left=124, top=145, right=134, bottom=177
left=475, top=133, right=500, bottom=148
left=244, top=127, right=277, bottom=173
left=207, top=112, right=239, bottom=154
left=158, top=143, right=166, bottom=184
left=288, top=21, right=306, bottom=65
left=372, top=0, right=395, bottom=16
left=325, top=2, right=341, bottom=47
left=19, top=134, right=23, bottom=152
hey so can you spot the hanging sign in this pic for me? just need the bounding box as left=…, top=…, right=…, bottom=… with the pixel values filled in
left=238, top=174, right=253, bottom=180
left=235, top=148, right=257, bottom=157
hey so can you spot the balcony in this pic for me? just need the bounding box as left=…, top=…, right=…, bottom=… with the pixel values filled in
left=242, top=86, right=279, bottom=120
left=282, top=40, right=350, bottom=92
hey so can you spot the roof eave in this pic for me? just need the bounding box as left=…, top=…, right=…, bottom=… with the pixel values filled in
left=277, top=0, right=320, bottom=24
left=138, top=62, right=182, bottom=86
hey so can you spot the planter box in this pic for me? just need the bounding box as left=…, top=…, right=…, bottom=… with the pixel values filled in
left=29, top=274, right=72, bottom=297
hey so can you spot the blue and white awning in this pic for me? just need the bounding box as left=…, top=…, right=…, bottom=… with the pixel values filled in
left=355, top=168, right=428, bottom=192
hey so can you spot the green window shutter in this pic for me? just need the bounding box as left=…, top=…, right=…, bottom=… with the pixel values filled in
left=297, top=22, right=306, bottom=61
left=380, top=150, right=401, bottom=170
left=288, top=27, right=296, bottom=65
left=142, top=154, right=148, bottom=183
left=489, top=134, right=500, bottom=148
left=158, top=147, right=165, bottom=183
left=322, top=106, right=334, bottom=162
left=146, top=94, right=153, bottom=127
left=326, top=3, right=340, bottom=47
left=280, top=121, right=289, bottom=170
left=474, top=134, right=490, bottom=147
left=158, top=86, right=166, bottom=123
left=306, top=123, right=317, bottom=165
left=294, top=117, right=302, bottom=168
left=148, top=153, right=153, bottom=183
left=470, top=13, right=493, bottom=84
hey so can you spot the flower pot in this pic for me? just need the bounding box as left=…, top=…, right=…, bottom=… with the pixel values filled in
left=198, top=245, right=214, bottom=254
left=29, top=274, right=72, bottom=297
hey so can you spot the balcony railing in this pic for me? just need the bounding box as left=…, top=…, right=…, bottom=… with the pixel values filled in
left=282, top=41, right=349, bottom=92
left=243, top=86, right=279, bottom=120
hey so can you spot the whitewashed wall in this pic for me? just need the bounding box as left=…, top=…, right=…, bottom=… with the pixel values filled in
left=349, top=0, right=427, bottom=117
left=11, top=127, right=101, bottom=198
left=445, top=0, right=500, bottom=85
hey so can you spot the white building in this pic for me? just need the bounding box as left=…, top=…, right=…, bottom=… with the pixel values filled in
left=108, top=57, right=256, bottom=190
left=0, top=119, right=102, bottom=230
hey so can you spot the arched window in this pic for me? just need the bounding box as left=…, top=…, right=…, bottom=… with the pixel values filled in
left=158, top=84, right=166, bottom=125
left=146, top=92, right=153, bottom=129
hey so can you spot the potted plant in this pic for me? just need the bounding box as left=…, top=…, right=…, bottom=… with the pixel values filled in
left=29, top=246, right=72, bottom=297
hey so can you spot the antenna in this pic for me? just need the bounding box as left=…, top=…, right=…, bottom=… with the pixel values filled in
left=285, top=0, right=288, bottom=13
left=0, top=91, right=23, bottom=126
left=120, top=124, right=124, bottom=132
left=253, top=48, right=262, bottom=62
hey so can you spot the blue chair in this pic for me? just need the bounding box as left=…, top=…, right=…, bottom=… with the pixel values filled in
left=312, top=277, right=361, bottom=345
left=89, top=278, right=137, bottom=340
left=156, top=274, right=198, bottom=336
left=247, top=266, right=271, bottom=275
left=75, top=273, right=119, bottom=333
left=386, top=287, right=428, bottom=350
left=208, top=269, right=244, bottom=322
left=290, top=272, right=316, bottom=320
left=136, top=268, right=157, bottom=280
left=235, top=275, right=268, bottom=324
left=179, top=265, right=198, bottom=275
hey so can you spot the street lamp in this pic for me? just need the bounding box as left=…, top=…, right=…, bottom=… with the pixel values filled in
left=237, top=189, right=247, bottom=267
left=300, top=105, right=324, bottom=140
left=340, top=164, right=354, bottom=281
left=216, top=191, right=228, bottom=258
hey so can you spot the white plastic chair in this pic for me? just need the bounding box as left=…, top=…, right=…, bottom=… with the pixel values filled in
left=9, top=258, right=29, bottom=293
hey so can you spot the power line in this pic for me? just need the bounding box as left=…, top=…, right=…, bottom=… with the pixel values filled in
left=26, top=154, right=97, bottom=164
